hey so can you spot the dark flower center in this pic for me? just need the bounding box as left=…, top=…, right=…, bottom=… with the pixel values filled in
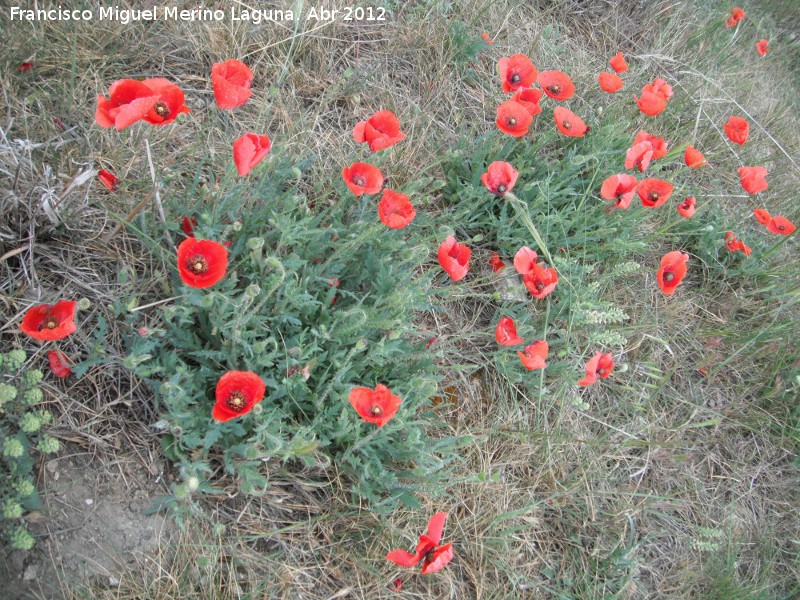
left=226, top=391, right=247, bottom=412
left=40, top=317, right=59, bottom=331
left=497, top=184, right=507, bottom=193
left=547, top=85, right=562, bottom=94
left=777, top=224, right=786, bottom=231
left=664, top=271, right=675, bottom=282
left=354, top=176, right=366, bottom=187
left=511, top=74, right=521, bottom=84
left=153, top=101, right=171, bottom=118
left=370, top=404, right=383, bottom=416
left=650, top=191, right=660, bottom=200
left=535, top=282, right=544, bottom=291
left=562, top=120, right=572, bottom=130
left=508, top=117, right=517, bottom=126
left=597, top=368, right=606, bottom=375
left=187, top=254, right=209, bottom=275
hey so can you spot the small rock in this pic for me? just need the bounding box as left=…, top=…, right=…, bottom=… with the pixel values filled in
left=85, top=499, right=94, bottom=506
left=108, top=576, right=120, bottom=587
left=46, top=460, right=58, bottom=473
left=23, top=565, right=37, bottom=581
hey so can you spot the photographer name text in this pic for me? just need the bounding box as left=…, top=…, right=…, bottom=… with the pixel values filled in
left=9, top=5, right=386, bottom=25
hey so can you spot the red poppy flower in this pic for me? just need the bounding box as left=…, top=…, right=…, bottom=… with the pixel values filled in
left=609, top=52, right=629, bottom=73
left=353, top=110, right=406, bottom=152
left=177, top=237, right=228, bottom=288
left=513, top=245, right=538, bottom=275
left=523, top=263, right=558, bottom=299
left=496, top=317, right=523, bottom=346
left=554, top=106, right=588, bottom=137
left=753, top=208, right=771, bottom=225
left=212, top=371, right=266, bottom=422
left=182, top=216, right=197, bottom=236
left=538, top=70, right=575, bottom=101
left=737, top=166, right=768, bottom=194
left=233, top=132, right=271, bottom=176
left=684, top=145, right=707, bottom=168
left=496, top=100, right=533, bottom=137
left=677, top=197, right=696, bottom=218
left=766, top=216, right=796, bottom=236
left=600, top=174, right=638, bottom=209
left=490, top=253, right=506, bottom=272
left=212, top=59, right=253, bottom=110
left=481, top=32, right=495, bottom=45
left=726, top=7, right=745, bottom=27
left=511, top=87, right=543, bottom=116
left=482, top=161, right=519, bottom=196
left=437, top=236, right=471, bottom=282
left=625, top=141, right=654, bottom=172
left=498, top=54, right=538, bottom=93
left=517, top=340, right=548, bottom=371
left=98, top=169, right=118, bottom=192
left=643, top=78, right=673, bottom=102
left=599, top=72, right=623, bottom=93
left=18, top=62, right=34, bottom=72
left=96, top=78, right=190, bottom=130
left=635, top=91, right=667, bottom=116
left=378, top=189, right=416, bottom=229
left=633, top=131, right=667, bottom=159
left=756, top=40, right=769, bottom=56
left=48, top=350, right=71, bottom=378
left=578, top=352, right=614, bottom=387
left=637, top=178, right=674, bottom=208
left=724, top=231, right=752, bottom=256
left=386, top=512, right=454, bottom=574
left=723, top=116, right=749, bottom=145
left=348, top=384, right=402, bottom=427
left=342, top=162, right=384, bottom=196
left=657, top=251, right=689, bottom=295
left=20, top=300, right=78, bottom=341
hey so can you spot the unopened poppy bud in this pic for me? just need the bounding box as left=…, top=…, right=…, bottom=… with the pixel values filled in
left=174, top=484, right=189, bottom=500
left=704, top=225, right=714, bottom=232
left=265, top=257, right=282, bottom=270
left=201, top=213, right=212, bottom=223
left=355, top=339, right=368, bottom=352
left=77, top=298, right=91, bottom=310
left=290, top=167, right=302, bottom=178
left=247, top=237, right=264, bottom=250
left=253, top=341, right=267, bottom=353
left=251, top=403, right=263, bottom=415
left=232, top=221, right=242, bottom=232
left=617, top=363, right=629, bottom=373
left=245, top=284, right=261, bottom=297
left=214, top=523, right=226, bottom=535
left=472, top=234, right=484, bottom=242
left=186, top=476, right=200, bottom=492
left=597, top=107, right=604, bottom=116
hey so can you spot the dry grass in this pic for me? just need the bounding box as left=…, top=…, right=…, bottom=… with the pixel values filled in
left=2, top=0, right=798, bottom=598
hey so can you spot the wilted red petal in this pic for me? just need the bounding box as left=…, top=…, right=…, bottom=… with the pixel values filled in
left=421, top=543, right=454, bottom=574
left=579, top=352, right=614, bottom=387
left=523, top=263, right=558, bottom=299
left=753, top=208, right=772, bottom=225
left=48, top=350, right=72, bottom=378
left=98, top=169, right=118, bottom=192
left=386, top=550, right=421, bottom=567
left=724, top=231, right=752, bottom=257
left=489, top=252, right=505, bottom=272
left=426, top=512, right=448, bottom=546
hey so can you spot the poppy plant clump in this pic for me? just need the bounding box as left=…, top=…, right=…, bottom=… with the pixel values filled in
left=96, top=78, right=190, bottom=129
left=657, top=251, right=689, bottom=295
left=176, top=237, right=229, bottom=288
left=20, top=301, right=78, bottom=341
left=233, top=133, right=272, bottom=176
left=438, top=236, right=472, bottom=282
left=353, top=110, right=406, bottom=152
left=349, top=384, right=403, bottom=427
left=212, top=59, right=254, bottom=109
left=212, top=371, right=266, bottom=422
left=387, top=512, right=454, bottom=574
left=498, top=54, right=538, bottom=93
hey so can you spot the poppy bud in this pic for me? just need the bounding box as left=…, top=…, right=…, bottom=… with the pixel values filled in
left=174, top=484, right=189, bottom=500
left=247, top=237, right=264, bottom=250
left=77, top=298, right=92, bottom=310
left=186, top=476, right=200, bottom=492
